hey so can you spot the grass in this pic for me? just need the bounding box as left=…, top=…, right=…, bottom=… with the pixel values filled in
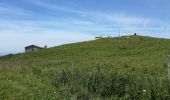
left=0, top=35, right=170, bottom=99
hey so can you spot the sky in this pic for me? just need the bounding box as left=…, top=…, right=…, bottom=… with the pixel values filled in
left=0, top=0, right=170, bottom=55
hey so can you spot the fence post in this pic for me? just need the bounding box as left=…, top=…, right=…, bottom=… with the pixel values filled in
left=168, top=55, right=170, bottom=80
left=97, top=62, right=101, bottom=74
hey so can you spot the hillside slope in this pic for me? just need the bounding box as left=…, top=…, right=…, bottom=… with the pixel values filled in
left=1, top=35, right=170, bottom=99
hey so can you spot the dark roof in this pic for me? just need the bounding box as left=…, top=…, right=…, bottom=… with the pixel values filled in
left=25, top=45, right=43, bottom=49
left=95, top=36, right=102, bottom=38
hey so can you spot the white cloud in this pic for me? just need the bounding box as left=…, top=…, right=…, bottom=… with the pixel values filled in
left=25, top=0, right=83, bottom=14
left=0, top=4, right=29, bottom=16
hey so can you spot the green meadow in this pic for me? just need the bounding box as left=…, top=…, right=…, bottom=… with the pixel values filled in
left=1, top=35, right=170, bottom=99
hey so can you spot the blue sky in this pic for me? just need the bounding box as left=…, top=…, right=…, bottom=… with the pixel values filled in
left=0, top=0, right=170, bottom=55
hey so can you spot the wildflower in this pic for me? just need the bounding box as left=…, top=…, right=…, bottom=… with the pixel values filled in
left=143, top=90, right=146, bottom=92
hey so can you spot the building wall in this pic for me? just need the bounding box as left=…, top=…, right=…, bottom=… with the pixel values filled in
left=25, top=47, right=41, bottom=52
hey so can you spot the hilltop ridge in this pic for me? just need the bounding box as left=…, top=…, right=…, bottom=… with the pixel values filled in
left=1, top=35, right=170, bottom=99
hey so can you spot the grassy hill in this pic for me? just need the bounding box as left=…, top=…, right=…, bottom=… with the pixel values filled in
left=1, top=35, right=170, bottom=99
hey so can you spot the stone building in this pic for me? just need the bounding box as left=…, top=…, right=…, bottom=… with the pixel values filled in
left=25, top=45, right=47, bottom=52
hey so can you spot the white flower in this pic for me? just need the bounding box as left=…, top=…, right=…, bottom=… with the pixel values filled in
left=143, top=90, right=146, bottom=92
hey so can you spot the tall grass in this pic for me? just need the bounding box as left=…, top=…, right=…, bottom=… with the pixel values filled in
left=0, top=62, right=170, bottom=99
left=54, top=66, right=170, bottom=100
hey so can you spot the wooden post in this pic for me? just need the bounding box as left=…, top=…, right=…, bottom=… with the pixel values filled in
left=97, top=62, right=101, bottom=74
left=71, top=63, right=74, bottom=75
left=168, top=55, right=170, bottom=80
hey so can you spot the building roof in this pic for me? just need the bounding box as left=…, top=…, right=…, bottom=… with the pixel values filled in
left=25, top=45, right=43, bottom=49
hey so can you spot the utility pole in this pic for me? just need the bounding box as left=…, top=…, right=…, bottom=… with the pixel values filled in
left=118, top=30, right=121, bottom=69
left=118, top=30, right=121, bottom=44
